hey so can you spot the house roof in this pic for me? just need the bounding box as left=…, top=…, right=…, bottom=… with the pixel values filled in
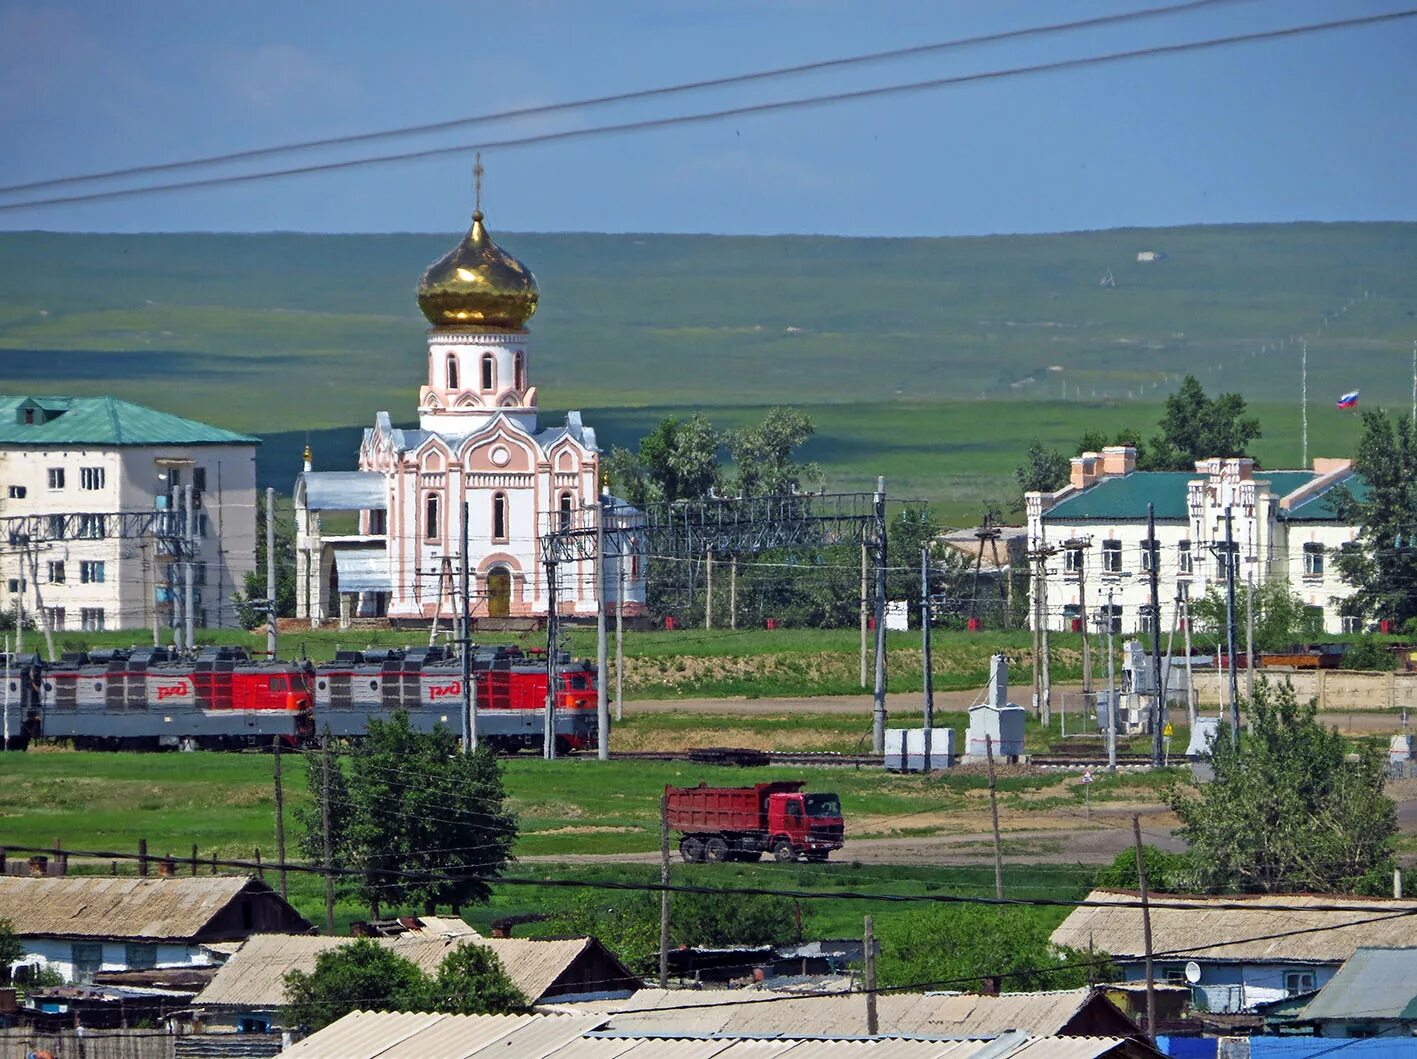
left=1301, top=947, right=1417, bottom=1021
left=195, top=932, right=631, bottom=1009
left=564, top=987, right=1132, bottom=1039
left=0, top=875, right=300, bottom=943
left=297, top=471, right=387, bottom=512
left=1282, top=475, right=1369, bottom=522
left=0, top=395, right=258, bottom=447
left=278, top=1010, right=1161, bottom=1059
left=1041, top=473, right=1197, bottom=521
left=1050, top=890, right=1417, bottom=964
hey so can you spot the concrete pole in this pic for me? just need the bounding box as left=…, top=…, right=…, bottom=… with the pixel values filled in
left=729, top=556, right=737, bottom=630
left=184, top=484, right=195, bottom=651
left=1147, top=504, right=1163, bottom=767
left=461, top=499, right=474, bottom=753
left=871, top=477, right=888, bottom=755
left=1245, top=575, right=1256, bottom=702
left=1106, top=588, right=1117, bottom=771
left=704, top=549, right=713, bottom=630
left=596, top=494, right=609, bottom=761
left=860, top=539, right=869, bottom=688
left=615, top=561, right=625, bottom=723
left=1039, top=557, right=1052, bottom=728
left=266, top=487, right=277, bottom=658
left=1225, top=506, right=1241, bottom=743
left=1182, top=593, right=1197, bottom=727
left=921, top=546, right=934, bottom=773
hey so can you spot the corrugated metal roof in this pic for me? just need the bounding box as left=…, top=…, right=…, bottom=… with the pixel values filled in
left=1300, top=946, right=1417, bottom=1021
left=1051, top=890, right=1417, bottom=963
left=0, top=395, right=258, bottom=446
left=1042, top=473, right=1196, bottom=521
left=297, top=471, right=387, bottom=511
left=567, top=989, right=1099, bottom=1039
left=1282, top=475, right=1368, bottom=522
left=276, top=1012, right=1155, bottom=1059
left=0, top=875, right=285, bottom=942
left=333, top=548, right=392, bottom=593
left=195, top=933, right=608, bottom=1009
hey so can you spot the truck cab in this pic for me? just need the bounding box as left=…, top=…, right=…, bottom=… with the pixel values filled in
left=767, top=790, right=844, bottom=862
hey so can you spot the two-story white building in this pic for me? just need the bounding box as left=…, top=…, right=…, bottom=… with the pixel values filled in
left=1025, top=446, right=1362, bottom=634
left=0, top=395, right=258, bottom=633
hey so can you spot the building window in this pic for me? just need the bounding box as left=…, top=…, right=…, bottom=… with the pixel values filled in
left=6, top=485, right=24, bottom=499
left=1341, top=615, right=1363, bottom=634
left=1140, top=537, right=1160, bottom=572
left=368, top=509, right=386, bottom=535
left=71, top=942, right=103, bottom=983
left=1303, top=542, right=1325, bottom=577
left=424, top=493, right=441, bottom=541
left=47, top=514, right=65, bottom=539
left=1164, top=968, right=1189, bottom=985
left=1215, top=544, right=1234, bottom=579
left=492, top=492, right=508, bottom=542
left=45, top=607, right=65, bottom=630
left=80, top=466, right=105, bottom=490
left=81, top=608, right=105, bottom=631
left=124, top=943, right=157, bottom=970
left=559, top=491, right=574, bottom=531
left=1284, top=971, right=1316, bottom=997
left=47, top=561, right=64, bottom=584
left=446, top=353, right=459, bottom=390
left=1063, top=548, right=1082, bottom=573
left=515, top=351, right=525, bottom=390
left=1102, top=539, right=1122, bottom=573
left=481, top=354, right=495, bottom=391
left=1177, top=540, right=1192, bottom=574
left=47, top=467, right=65, bottom=490
left=5, top=578, right=22, bottom=593
left=194, top=467, right=206, bottom=492
left=78, top=514, right=105, bottom=539
left=80, top=561, right=105, bottom=584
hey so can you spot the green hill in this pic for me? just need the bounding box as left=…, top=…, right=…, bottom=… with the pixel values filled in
left=2, top=223, right=1413, bottom=519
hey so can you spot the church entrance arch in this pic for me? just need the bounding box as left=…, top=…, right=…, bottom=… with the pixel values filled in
left=487, top=567, right=512, bottom=617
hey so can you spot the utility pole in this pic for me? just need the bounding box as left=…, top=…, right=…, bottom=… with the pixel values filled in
left=1224, top=506, right=1241, bottom=743
left=1134, top=814, right=1156, bottom=1044
left=1064, top=538, right=1093, bottom=702
left=1031, top=557, right=1041, bottom=719
left=596, top=494, right=609, bottom=761
left=871, top=477, right=888, bottom=755
left=920, top=546, right=934, bottom=772
left=704, top=549, right=713, bottom=630
left=985, top=734, right=1004, bottom=898
left=860, top=537, right=869, bottom=689
left=184, top=484, right=195, bottom=651
left=544, top=556, right=559, bottom=760
left=863, top=915, right=878, bottom=1036
left=659, top=790, right=670, bottom=989
left=272, top=737, right=287, bottom=900
left=320, top=741, right=335, bottom=935
left=1245, top=573, right=1256, bottom=703
left=1027, top=545, right=1057, bottom=728
left=1181, top=588, right=1197, bottom=727
left=1105, top=589, right=1117, bottom=771
left=615, top=561, right=625, bottom=723
left=3, top=637, right=10, bottom=750
left=1147, top=504, right=1163, bottom=767
left=461, top=499, right=475, bottom=754
left=265, top=487, right=277, bottom=659
left=729, top=556, right=737, bottom=629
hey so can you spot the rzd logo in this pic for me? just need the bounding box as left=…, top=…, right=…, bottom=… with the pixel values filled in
left=428, top=682, right=461, bottom=700
left=156, top=682, right=190, bottom=701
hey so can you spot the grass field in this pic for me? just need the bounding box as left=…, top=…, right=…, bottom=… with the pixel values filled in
left=3, top=223, right=1413, bottom=521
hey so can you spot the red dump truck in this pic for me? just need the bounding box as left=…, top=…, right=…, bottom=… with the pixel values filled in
left=665, top=781, right=845, bottom=863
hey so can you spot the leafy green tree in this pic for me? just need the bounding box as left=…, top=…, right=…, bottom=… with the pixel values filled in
left=606, top=414, right=721, bottom=508
left=1340, top=636, right=1393, bottom=672
left=879, top=904, right=1103, bottom=991
left=283, top=939, right=431, bottom=1031
left=306, top=715, right=517, bottom=918
left=1097, top=845, right=1195, bottom=893
left=1147, top=375, right=1260, bottom=471
left=726, top=407, right=819, bottom=497
left=1015, top=440, right=1069, bottom=495
left=0, top=916, right=23, bottom=985
left=1171, top=679, right=1397, bottom=893
left=1188, top=579, right=1323, bottom=652
left=294, top=738, right=352, bottom=892
left=1332, top=410, right=1417, bottom=626
left=233, top=491, right=298, bottom=628
left=423, top=943, right=527, bottom=1015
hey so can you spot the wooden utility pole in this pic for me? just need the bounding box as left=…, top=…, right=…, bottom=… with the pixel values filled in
left=273, top=737, right=287, bottom=900
left=320, top=742, right=335, bottom=934
left=659, top=790, right=671, bottom=988
left=1181, top=589, right=1197, bottom=727
left=1134, top=814, right=1157, bottom=1043
left=615, top=562, right=625, bottom=723
left=1147, top=504, right=1164, bottom=767
left=266, top=487, right=278, bottom=659
left=1224, top=506, right=1241, bottom=743
left=871, top=477, right=888, bottom=754
left=985, top=734, right=1004, bottom=899
left=864, top=915, right=879, bottom=1036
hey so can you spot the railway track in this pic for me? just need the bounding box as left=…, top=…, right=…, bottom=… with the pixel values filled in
left=609, top=749, right=1161, bottom=769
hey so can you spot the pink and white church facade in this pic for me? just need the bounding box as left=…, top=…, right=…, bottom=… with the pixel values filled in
left=294, top=200, right=646, bottom=625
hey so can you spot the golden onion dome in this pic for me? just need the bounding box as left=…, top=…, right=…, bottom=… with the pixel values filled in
left=417, top=210, right=539, bottom=329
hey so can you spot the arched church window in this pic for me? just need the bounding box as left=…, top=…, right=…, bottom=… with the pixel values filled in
left=514, top=351, right=525, bottom=391
left=446, top=353, right=459, bottom=390
left=424, top=493, right=440, bottom=541
left=493, top=492, right=508, bottom=542
left=482, top=354, right=495, bottom=391
left=559, top=491, right=573, bottom=531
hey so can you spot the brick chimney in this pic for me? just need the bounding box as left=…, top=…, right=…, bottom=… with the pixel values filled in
left=27, top=855, right=48, bottom=877
left=1070, top=453, right=1101, bottom=490
left=1100, top=445, right=1136, bottom=476
left=979, top=975, right=1002, bottom=996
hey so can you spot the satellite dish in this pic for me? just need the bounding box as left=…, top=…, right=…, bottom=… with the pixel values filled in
left=1184, top=961, right=1202, bottom=984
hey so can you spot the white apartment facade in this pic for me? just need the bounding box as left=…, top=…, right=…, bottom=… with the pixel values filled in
left=1025, top=446, right=1362, bottom=636
left=0, top=396, right=258, bottom=635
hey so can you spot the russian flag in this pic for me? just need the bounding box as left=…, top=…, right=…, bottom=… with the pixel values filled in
left=1337, top=390, right=1360, bottom=410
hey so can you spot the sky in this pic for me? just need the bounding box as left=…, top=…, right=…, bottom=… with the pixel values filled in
left=1, top=0, right=1415, bottom=237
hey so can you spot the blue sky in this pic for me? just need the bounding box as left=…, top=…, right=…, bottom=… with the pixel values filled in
left=1, top=0, right=1414, bottom=236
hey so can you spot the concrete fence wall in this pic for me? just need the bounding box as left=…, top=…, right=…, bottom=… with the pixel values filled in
left=1187, top=668, right=1412, bottom=712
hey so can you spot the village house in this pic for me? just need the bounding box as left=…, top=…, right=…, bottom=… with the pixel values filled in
left=0, top=875, right=311, bottom=984
left=1292, top=946, right=1417, bottom=1038
left=1026, top=448, right=1364, bottom=636
left=1050, top=890, right=1417, bottom=1014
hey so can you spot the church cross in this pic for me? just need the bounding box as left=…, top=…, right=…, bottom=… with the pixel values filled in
left=473, top=153, right=484, bottom=215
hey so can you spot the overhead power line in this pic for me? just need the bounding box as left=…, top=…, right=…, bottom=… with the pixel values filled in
left=0, top=0, right=1251, bottom=197
left=1, top=7, right=1412, bottom=214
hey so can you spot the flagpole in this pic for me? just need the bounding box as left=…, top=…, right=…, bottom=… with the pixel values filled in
left=1301, top=338, right=1308, bottom=468
left=1411, top=339, right=1415, bottom=425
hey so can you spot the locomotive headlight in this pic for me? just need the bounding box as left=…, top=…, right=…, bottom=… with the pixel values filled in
left=164, top=716, right=172, bottom=723
left=440, top=715, right=449, bottom=723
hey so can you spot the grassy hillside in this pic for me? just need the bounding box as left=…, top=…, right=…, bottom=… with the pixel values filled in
left=3, top=223, right=1413, bottom=519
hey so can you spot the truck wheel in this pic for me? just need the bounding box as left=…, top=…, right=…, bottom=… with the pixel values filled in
left=680, top=836, right=706, bottom=863
left=772, top=839, right=796, bottom=864
left=704, top=837, right=730, bottom=862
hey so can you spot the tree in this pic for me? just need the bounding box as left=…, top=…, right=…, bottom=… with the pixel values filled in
left=606, top=414, right=721, bottom=507
left=423, top=943, right=527, bottom=1015
left=1188, top=579, right=1323, bottom=652
left=303, top=715, right=517, bottom=918
left=1171, top=679, right=1397, bottom=893
left=1332, top=410, right=1417, bottom=626
left=1097, top=845, right=1195, bottom=893
left=294, top=737, right=352, bottom=892
left=233, top=491, right=297, bottom=628
left=0, top=916, right=22, bottom=985
left=283, top=939, right=430, bottom=1031
left=726, top=407, right=819, bottom=497
left=879, top=904, right=1103, bottom=991
left=1340, top=636, right=1393, bottom=672
left=1015, top=440, right=1069, bottom=495
left=1147, top=375, right=1260, bottom=471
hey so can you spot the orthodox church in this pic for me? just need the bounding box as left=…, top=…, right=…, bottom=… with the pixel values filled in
left=294, top=188, right=644, bottom=625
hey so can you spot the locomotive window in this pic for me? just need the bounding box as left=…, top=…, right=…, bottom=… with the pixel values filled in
left=93, top=681, right=103, bottom=691
left=268, top=677, right=286, bottom=692
left=317, top=680, right=327, bottom=690
left=569, top=674, right=590, bottom=690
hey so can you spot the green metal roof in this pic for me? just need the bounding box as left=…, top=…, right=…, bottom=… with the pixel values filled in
left=1282, top=473, right=1368, bottom=521
left=0, top=395, right=258, bottom=447
left=1042, top=472, right=1197, bottom=521
left=1257, top=470, right=1321, bottom=497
